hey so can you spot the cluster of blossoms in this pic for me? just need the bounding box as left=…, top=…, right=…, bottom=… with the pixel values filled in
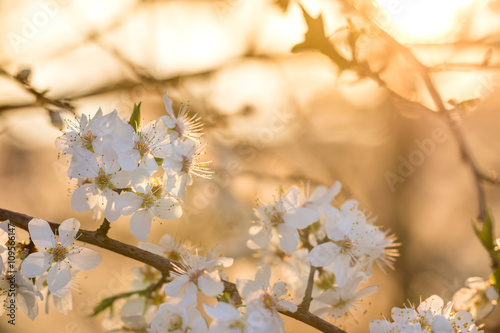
left=247, top=182, right=399, bottom=321
left=106, top=233, right=298, bottom=333
left=0, top=218, right=100, bottom=320
left=0, top=93, right=211, bottom=320
left=56, top=92, right=210, bottom=241
left=2, top=91, right=498, bottom=332
left=369, top=295, right=483, bottom=333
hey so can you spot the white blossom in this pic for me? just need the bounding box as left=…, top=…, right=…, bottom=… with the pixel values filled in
left=312, top=271, right=378, bottom=320
left=369, top=295, right=483, bottom=333
left=21, top=218, right=101, bottom=297
left=452, top=277, right=499, bottom=320
left=205, top=302, right=279, bottom=333
left=0, top=267, right=41, bottom=320
left=164, top=252, right=233, bottom=305
left=116, top=167, right=182, bottom=241
left=236, top=265, right=296, bottom=333
left=148, top=302, right=207, bottom=333
left=309, top=200, right=396, bottom=286
left=162, top=138, right=212, bottom=199
left=160, top=92, right=204, bottom=141
left=114, top=118, right=172, bottom=174
left=70, top=146, right=130, bottom=221
left=248, top=186, right=320, bottom=254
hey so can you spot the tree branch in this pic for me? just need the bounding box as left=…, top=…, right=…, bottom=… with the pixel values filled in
left=0, top=207, right=346, bottom=332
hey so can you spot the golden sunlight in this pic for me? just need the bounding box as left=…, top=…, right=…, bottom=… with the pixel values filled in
left=374, top=0, right=475, bottom=41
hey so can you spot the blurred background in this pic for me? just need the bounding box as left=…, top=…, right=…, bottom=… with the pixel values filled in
left=1, top=0, right=500, bottom=332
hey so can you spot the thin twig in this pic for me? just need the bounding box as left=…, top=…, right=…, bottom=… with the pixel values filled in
left=0, top=68, right=75, bottom=114
left=299, top=265, right=317, bottom=311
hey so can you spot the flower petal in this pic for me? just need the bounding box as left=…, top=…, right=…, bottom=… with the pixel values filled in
left=276, top=224, right=299, bottom=254
left=130, top=209, right=153, bottom=241
left=179, top=281, right=198, bottom=306
left=198, top=271, right=224, bottom=297
left=163, top=92, right=174, bottom=117
left=204, top=302, right=240, bottom=321
left=164, top=275, right=190, bottom=297
left=283, top=207, right=320, bottom=229
left=28, top=218, right=56, bottom=250
left=154, top=197, right=182, bottom=220
left=67, top=246, right=101, bottom=270
left=308, top=242, right=338, bottom=267
left=21, top=251, right=53, bottom=278
left=17, top=284, right=39, bottom=320
left=111, top=170, right=131, bottom=189
left=58, top=218, right=80, bottom=249
left=47, top=262, right=72, bottom=297
left=53, top=290, right=73, bottom=315
left=116, top=192, right=143, bottom=216
left=101, top=188, right=120, bottom=222
left=71, top=184, right=99, bottom=212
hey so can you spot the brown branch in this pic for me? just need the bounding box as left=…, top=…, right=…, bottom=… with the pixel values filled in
left=0, top=207, right=345, bottom=332
left=0, top=208, right=179, bottom=276
left=298, top=265, right=317, bottom=312
left=95, top=218, right=111, bottom=237
left=430, top=63, right=500, bottom=72
left=281, top=309, right=347, bottom=333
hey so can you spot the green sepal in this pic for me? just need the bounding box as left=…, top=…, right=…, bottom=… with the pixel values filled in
left=216, top=292, right=231, bottom=304
left=472, top=209, right=495, bottom=252
left=490, top=266, right=500, bottom=291
left=128, top=102, right=142, bottom=132
left=155, top=157, right=164, bottom=166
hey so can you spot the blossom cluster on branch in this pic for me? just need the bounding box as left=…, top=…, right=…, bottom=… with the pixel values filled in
left=0, top=91, right=497, bottom=333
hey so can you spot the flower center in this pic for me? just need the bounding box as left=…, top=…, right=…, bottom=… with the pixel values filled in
left=140, top=184, right=163, bottom=209
left=261, top=292, right=276, bottom=311
left=188, top=269, right=203, bottom=283
left=50, top=243, right=68, bottom=262
left=168, top=314, right=183, bottom=331
left=82, top=130, right=96, bottom=151
left=134, top=135, right=151, bottom=157
left=174, top=122, right=183, bottom=137
left=181, top=155, right=192, bottom=174
left=229, top=319, right=246, bottom=330
left=338, top=238, right=353, bottom=254
left=270, top=211, right=284, bottom=227
left=94, top=168, right=112, bottom=190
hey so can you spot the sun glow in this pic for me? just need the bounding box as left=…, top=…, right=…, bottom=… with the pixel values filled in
left=374, top=0, right=476, bottom=41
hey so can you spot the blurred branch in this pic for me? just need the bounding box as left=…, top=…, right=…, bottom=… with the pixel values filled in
left=91, top=272, right=168, bottom=317
left=0, top=68, right=75, bottom=114
left=336, top=0, right=492, bottom=222
left=430, top=63, right=500, bottom=72
left=0, top=207, right=346, bottom=333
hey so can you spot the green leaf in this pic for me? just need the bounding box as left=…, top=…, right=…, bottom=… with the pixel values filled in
left=292, top=5, right=350, bottom=70
left=472, top=209, right=495, bottom=252
left=128, top=102, right=142, bottom=132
